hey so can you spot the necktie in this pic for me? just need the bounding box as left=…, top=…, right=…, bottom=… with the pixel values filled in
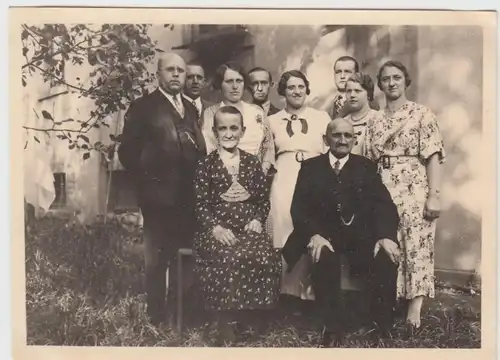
left=334, top=160, right=341, bottom=176
left=333, top=93, right=345, bottom=116
left=172, top=94, right=184, bottom=117
left=192, top=100, right=199, bottom=117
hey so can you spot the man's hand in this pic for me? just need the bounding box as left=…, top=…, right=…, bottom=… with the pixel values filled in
left=212, top=225, right=238, bottom=246
left=374, top=238, right=400, bottom=265
left=244, top=219, right=263, bottom=234
left=307, top=234, right=334, bottom=263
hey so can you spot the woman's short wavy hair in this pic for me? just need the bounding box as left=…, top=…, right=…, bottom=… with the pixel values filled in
left=347, top=72, right=375, bottom=101
left=277, top=70, right=311, bottom=96
left=212, top=61, right=247, bottom=91
left=376, top=60, right=412, bottom=90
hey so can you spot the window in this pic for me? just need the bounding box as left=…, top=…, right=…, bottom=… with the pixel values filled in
left=50, top=172, right=67, bottom=209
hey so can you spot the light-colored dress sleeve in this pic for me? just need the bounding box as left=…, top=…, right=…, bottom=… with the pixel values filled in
left=259, top=110, right=276, bottom=168
left=320, top=110, right=332, bottom=154
left=201, top=105, right=218, bottom=155
left=419, top=107, right=446, bottom=164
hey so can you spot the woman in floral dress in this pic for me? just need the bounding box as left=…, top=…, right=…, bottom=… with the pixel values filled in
left=365, top=60, right=445, bottom=332
left=194, top=105, right=281, bottom=343
left=267, top=70, right=331, bottom=305
left=343, top=72, right=383, bottom=156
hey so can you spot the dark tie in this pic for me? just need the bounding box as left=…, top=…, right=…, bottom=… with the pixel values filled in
left=334, top=160, right=341, bottom=176
left=192, top=100, right=199, bottom=117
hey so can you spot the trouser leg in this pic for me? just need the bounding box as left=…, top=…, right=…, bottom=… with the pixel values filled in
left=143, top=222, right=169, bottom=324
left=369, top=249, right=398, bottom=333
left=310, top=248, right=343, bottom=332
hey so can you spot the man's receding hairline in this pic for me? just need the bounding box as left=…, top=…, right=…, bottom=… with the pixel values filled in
left=326, top=118, right=354, bottom=133
left=157, top=53, right=185, bottom=70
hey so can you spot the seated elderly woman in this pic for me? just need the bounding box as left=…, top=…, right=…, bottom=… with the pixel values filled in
left=193, top=105, right=282, bottom=345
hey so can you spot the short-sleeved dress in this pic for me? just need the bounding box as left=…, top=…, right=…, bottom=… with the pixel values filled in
left=364, top=101, right=446, bottom=299
left=267, top=107, right=331, bottom=299
left=193, top=150, right=282, bottom=311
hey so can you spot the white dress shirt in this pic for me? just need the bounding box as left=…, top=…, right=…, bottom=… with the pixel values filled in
left=158, top=86, right=184, bottom=117
left=328, top=151, right=350, bottom=172
left=183, top=94, right=202, bottom=116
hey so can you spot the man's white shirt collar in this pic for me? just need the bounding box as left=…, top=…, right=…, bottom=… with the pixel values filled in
left=183, top=94, right=202, bottom=112
left=328, top=151, right=349, bottom=171
left=158, top=87, right=184, bottom=113
left=260, top=100, right=271, bottom=115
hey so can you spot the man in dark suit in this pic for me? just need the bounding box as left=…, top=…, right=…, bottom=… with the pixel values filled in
left=182, top=61, right=213, bottom=127
left=282, top=118, right=400, bottom=347
left=247, top=66, right=281, bottom=116
left=118, top=52, right=207, bottom=326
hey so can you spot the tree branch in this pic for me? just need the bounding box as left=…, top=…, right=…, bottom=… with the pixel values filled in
left=27, top=63, right=92, bottom=94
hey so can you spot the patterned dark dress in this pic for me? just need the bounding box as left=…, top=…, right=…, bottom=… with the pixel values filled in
left=193, top=150, right=282, bottom=311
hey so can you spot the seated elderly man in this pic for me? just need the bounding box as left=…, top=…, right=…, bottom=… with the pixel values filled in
left=282, top=118, right=401, bottom=347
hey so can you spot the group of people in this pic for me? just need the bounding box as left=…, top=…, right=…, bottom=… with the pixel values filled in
left=118, top=51, right=445, bottom=347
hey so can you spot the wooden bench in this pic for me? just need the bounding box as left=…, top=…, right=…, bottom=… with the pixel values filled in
left=175, top=248, right=366, bottom=333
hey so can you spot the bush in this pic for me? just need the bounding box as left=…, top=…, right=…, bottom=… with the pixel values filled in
left=25, top=214, right=181, bottom=345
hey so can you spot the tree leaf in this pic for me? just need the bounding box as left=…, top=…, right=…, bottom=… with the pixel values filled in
left=34, top=136, right=40, bottom=143
left=22, top=78, right=27, bottom=87
left=41, top=110, right=53, bottom=120
left=21, top=29, right=29, bottom=40
left=69, top=143, right=76, bottom=149
left=22, top=47, right=29, bottom=56
left=99, top=35, right=109, bottom=45
left=77, top=134, right=90, bottom=143
left=83, top=152, right=90, bottom=160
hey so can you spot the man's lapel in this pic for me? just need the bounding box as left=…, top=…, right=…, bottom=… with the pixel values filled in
left=182, top=97, right=207, bottom=154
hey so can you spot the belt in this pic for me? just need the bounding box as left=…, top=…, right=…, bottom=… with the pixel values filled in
left=378, top=154, right=419, bottom=169
left=277, top=150, right=316, bottom=163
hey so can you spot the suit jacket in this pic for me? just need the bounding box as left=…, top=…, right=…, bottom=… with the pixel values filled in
left=282, top=153, right=399, bottom=276
left=267, top=103, right=281, bottom=116
left=118, top=89, right=207, bottom=210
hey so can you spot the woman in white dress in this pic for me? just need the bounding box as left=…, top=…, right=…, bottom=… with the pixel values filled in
left=201, top=62, right=275, bottom=174
left=268, top=70, right=331, bottom=303
left=342, top=72, right=383, bottom=156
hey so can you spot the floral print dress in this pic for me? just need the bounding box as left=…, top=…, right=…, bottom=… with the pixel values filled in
left=343, top=108, right=383, bottom=156
left=193, top=150, right=281, bottom=311
left=364, top=101, right=446, bottom=299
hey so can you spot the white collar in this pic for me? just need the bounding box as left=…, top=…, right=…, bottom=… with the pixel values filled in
left=258, top=100, right=270, bottom=114
left=219, top=100, right=245, bottom=112
left=183, top=94, right=202, bottom=107
left=159, top=86, right=183, bottom=104
left=328, top=151, right=350, bottom=171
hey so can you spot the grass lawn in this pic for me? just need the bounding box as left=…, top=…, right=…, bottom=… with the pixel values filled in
left=25, top=214, right=481, bottom=348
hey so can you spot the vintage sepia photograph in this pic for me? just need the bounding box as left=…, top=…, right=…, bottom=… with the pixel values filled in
left=10, top=7, right=496, bottom=357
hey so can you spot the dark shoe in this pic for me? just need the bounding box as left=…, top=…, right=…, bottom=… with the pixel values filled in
left=319, top=328, right=345, bottom=348
left=404, top=321, right=421, bottom=340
